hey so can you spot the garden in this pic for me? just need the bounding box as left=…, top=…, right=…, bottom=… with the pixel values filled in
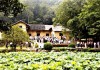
left=0, top=52, right=100, bottom=70
left=0, top=0, right=100, bottom=70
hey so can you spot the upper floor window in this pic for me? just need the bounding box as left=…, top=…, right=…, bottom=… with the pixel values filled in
left=19, top=26, right=22, bottom=28
left=37, top=33, right=40, bottom=36
left=46, top=33, right=49, bottom=36
left=59, top=33, right=63, bottom=36
left=29, top=34, right=31, bottom=36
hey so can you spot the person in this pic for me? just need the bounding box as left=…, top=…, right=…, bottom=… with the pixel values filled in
left=94, top=42, right=96, bottom=48
left=25, top=42, right=28, bottom=48
left=20, top=43, right=23, bottom=49
left=97, top=42, right=100, bottom=48
left=10, top=42, right=13, bottom=47
left=76, top=41, right=80, bottom=47
left=80, top=42, right=83, bottom=48
left=88, top=41, right=91, bottom=48
left=6, top=42, right=9, bottom=49
left=68, top=40, right=71, bottom=44
left=28, top=42, right=31, bottom=47
left=85, top=42, right=87, bottom=48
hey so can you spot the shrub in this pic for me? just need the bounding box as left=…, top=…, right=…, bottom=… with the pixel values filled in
left=35, top=43, right=38, bottom=48
left=68, top=43, right=75, bottom=48
left=44, top=42, right=53, bottom=50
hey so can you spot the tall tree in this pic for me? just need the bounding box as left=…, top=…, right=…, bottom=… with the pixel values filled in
left=15, top=7, right=34, bottom=23
left=0, top=20, right=11, bottom=31
left=78, top=0, right=100, bottom=41
left=54, top=0, right=86, bottom=39
left=0, top=0, right=24, bottom=31
left=0, top=0, right=24, bottom=17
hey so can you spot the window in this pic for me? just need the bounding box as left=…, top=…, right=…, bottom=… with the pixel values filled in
left=46, top=33, right=49, bottom=36
left=37, top=33, right=40, bottom=36
left=59, top=33, right=63, bottom=36
left=19, top=26, right=22, bottom=28
left=29, top=34, right=31, bottom=36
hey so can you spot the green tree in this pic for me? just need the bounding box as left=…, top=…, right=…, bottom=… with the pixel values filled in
left=0, top=20, right=11, bottom=31
left=16, top=0, right=60, bottom=25
left=55, top=0, right=100, bottom=41
left=54, top=0, right=86, bottom=27
left=15, top=7, right=34, bottom=23
left=0, top=0, right=24, bottom=17
left=2, top=25, right=29, bottom=50
left=78, top=0, right=100, bottom=41
left=0, top=0, right=24, bottom=31
left=54, top=0, right=86, bottom=39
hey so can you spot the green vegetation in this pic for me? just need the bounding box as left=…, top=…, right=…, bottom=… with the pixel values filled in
left=68, top=43, right=75, bottom=48
left=0, top=52, right=100, bottom=70
left=0, top=0, right=61, bottom=25
left=0, top=0, right=24, bottom=31
left=54, top=0, right=100, bottom=41
left=2, top=25, right=29, bottom=43
left=44, top=42, right=53, bottom=50
left=0, top=0, right=24, bottom=17
left=35, top=43, right=38, bottom=48
left=0, top=20, right=11, bottom=31
left=2, top=25, right=29, bottom=50
left=53, top=47, right=67, bottom=51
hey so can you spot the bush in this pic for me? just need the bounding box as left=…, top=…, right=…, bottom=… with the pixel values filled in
left=44, top=42, right=53, bottom=50
left=35, top=43, right=38, bottom=48
left=68, top=43, right=75, bottom=48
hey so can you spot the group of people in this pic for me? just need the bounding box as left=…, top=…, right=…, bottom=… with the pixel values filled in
left=76, top=41, right=100, bottom=48
left=30, top=36, right=67, bottom=44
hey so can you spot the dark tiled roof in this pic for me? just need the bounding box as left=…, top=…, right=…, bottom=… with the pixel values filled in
left=14, top=20, right=70, bottom=31
left=28, top=24, right=46, bottom=30
left=13, top=20, right=28, bottom=25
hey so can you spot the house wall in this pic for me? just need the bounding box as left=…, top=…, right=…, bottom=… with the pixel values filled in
left=28, top=30, right=52, bottom=37
left=40, top=31, right=51, bottom=37
left=64, top=32, right=70, bottom=40
left=55, top=31, right=70, bottom=40
left=55, top=31, right=61, bottom=39
left=28, top=30, right=70, bottom=40
left=14, top=22, right=27, bottom=31
left=28, top=30, right=36, bottom=37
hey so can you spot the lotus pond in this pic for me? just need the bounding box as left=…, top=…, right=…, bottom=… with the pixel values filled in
left=0, top=52, right=100, bottom=70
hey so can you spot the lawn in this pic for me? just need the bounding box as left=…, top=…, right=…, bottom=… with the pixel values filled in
left=0, top=46, right=29, bottom=52
left=0, top=52, right=100, bottom=70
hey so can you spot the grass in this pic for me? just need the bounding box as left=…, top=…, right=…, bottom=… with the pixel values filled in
left=0, top=46, right=29, bottom=52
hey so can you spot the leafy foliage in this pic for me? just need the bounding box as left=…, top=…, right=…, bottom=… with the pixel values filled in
left=0, top=20, right=11, bottom=31
left=35, top=43, right=38, bottom=48
left=68, top=43, right=75, bottom=48
left=0, top=52, right=100, bottom=70
left=55, top=0, right=100, bottom=41
left=0, top=0, right=61, bottom=24
left=54, top=0, right=86, bottom=27
left=0, top=0, right=24, bottom=31
left=44, top=42, right=53, bottom=50
left=2, top=25, right=29, bottom=43
left=54, top=0, right=86, bottom=39
left=78, top=0, right=100, bottom=40
left=0, top=0, right=24, bottom=17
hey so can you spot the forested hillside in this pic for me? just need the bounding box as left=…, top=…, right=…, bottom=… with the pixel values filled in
left=0, top=0, right=62, bottom=25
